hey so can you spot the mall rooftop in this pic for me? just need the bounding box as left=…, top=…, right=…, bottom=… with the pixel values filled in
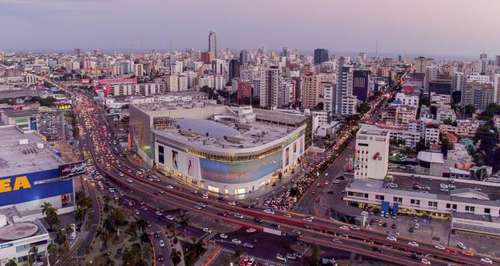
left=0, top=125, right=64, bottom=177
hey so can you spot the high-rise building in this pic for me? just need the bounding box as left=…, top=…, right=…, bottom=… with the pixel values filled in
left=353, top=69, right=370, bottom=102
left=229, top=59, right=240, bottom=80
left=314, top=49, right=329, bottom=65
left=259, top=66, right=281, bottom=108
left=354, top=125, right=390, bottom=180
left=451, top=71, right=465, bottom=92
left=480, top=53, right=488, bottom=74
left=134, top=64, right=144, bottom=77
left=492, top=74, right=500, bottom=104
left=496, top=55, right=500, bottom=68
left=301, top=73, right=321, bottom=109
left=461, top=82, right=495, bottom=111
left=414, top=56, right=433, bottom=73
left=322, top=82, right=335, bottom=116
left=336, top=65, right=357, bottom=116
left=240, top=50, right=249, bottom=66
left=208, top=31, right=217, bottom=58
left=237, top=80, right=253, bottom=104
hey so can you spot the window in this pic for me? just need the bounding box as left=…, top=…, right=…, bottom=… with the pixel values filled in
left=393, top=197, right=403, bottom=203
left=452, top=204, right=457, bottom=210
left=427, top=201, right=438, bottom=208
left=158, top=145, right=165, bottom=164
left=347, top=191, right=354, bottom=196
left=375, top=195, right=385, bottom=201
left=465, top=206, right=475, bottom=213
left=410, top=199, right=420, bottom=205
left=446, top=203, right=451, bottom=209
left=484, top=208, right=490, bottom=214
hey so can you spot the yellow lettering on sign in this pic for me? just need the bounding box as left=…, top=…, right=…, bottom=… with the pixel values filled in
left=0, top=179, right=11, bottom=193
left=13, top=176, right=31, bottom=190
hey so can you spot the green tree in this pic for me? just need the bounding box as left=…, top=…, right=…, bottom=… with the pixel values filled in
left=310, top=244, right=321, bottom=266
left=5, top=259, right=17, bottom=266
left=41, top=202, right=59, bottom=231
left=357, top=102, right=371, bottom=114
left=136, top=218, right=147, bottom=233
left=47, top=243, right=58, bottom=265
left=464, top=104, right=476, bottom=117
left=75, top=207, right=85, bottom=225
left=28, top=245, right=38, bottom=266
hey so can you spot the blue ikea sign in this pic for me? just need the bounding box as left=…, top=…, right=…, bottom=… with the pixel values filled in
left=0, top=169, right=74, bottom=206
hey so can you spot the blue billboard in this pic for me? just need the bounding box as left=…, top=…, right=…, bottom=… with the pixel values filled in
left=200, top=151, right=282, bottom=184
left=0, top=169, right=74, bottom=206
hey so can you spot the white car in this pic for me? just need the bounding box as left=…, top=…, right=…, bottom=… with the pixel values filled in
left=408, top=241, right=419, bottom=247
left=232, top=238, right=242, bottom=245
left=340, top=225, right=350, bottom=230
left=166, top=185, right=174, bottom=189
left=246, top=228, right=257, bottom=233
left=234, top=213, right=244, bottom=219
left=202, top=193, right=209, bottom=199
left=456, top=241, right=467, bottom=250
left=386, top=235, right=397, bottom=241
left=159, top=240, right=165, bottom=248
left=166, top=215, right=175, bottom=221
left=276, top=253, right=286, bottom=262
left=264, top=209, right=275, bottom=215
left=480, top=258, right=493, bottom=264
left=286, top=254, right=297, bottom=260
left=421, top=258, right=431, bottom=265
left=219, top=233, right=228, bottom=239
left=434, top=244, right=446, bottom=250
left=303, top=216, right=314, bottom=222
left=228, top=201, right=237, bottom=206
left=202, top=227, right=212, bottom=233
left=243, top=242, right=254, bottom=248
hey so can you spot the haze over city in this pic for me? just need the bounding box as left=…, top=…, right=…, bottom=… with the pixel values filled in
left=1, top=0, right=500, bottom=56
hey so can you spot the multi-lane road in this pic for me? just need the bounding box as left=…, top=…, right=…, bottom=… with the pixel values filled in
left=43, top=75, right=495, bottom=266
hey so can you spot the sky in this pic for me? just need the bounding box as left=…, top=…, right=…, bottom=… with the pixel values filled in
left=1, top=0, right=500, bottom=57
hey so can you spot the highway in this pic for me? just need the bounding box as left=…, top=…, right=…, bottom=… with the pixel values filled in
left=41, top=75, right=495, bottom=266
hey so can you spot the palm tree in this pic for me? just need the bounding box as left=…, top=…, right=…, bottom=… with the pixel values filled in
left=28, top=244, right=38, bottom=266
left=41, top=202, right=52, bottom=216
left=41, top=202, right=60, bottom=231
left=47, top=243, right=58, bottom=265
left=135, top=219, right=147, bottom=233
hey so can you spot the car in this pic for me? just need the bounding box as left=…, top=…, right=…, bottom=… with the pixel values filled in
left=154, top=232, right=160, bottom=239
left=243, top=242, right=254, bottom=248
left=157, top=255, right=165, bottom=262
left=202, top=193, right=209, bottom=199
left=219, top=233, right=228, bottom=239
left=246, top=228, right=257, bottom=233
left=421, top=258, right=431, bottom=265
left=409, top=227, right=415, bottom=233
left=446, top=248, right=459, bottom=255
left=340, top=225, right=350, bottom=230
left=286, top=253, right=297, bottom=260
left=264, top=209, right=275, bottom=215
left=232, top=238, right=242, bottom=245
left=408, top=241, right=419, bottom=247
left=480, top=258, right=493, bottom=264
left=461, top=250, right=475, bottom=257
left=155, top=210, right=162, bottom=216
left=234, top=213, right=244, bottom=219
left=434, top=244, right=445, bottom=250
left=166, top=185, right=174, bottom=189
left=276, top=253, right=286, bottom=262
left=228, top=201, right=237, bottom=206
left=194, top=205, right=203, bottom=210
left=202, top=227, right=212, bottom=233
left=350, top=225, right=360, bottom=230
left=386, top=235, right=397, bottom=241
left=159, top=240, right=165, bottom=248
left=304, top=216, right=314, bottom=222
left=166, top=215, right=175, bottom=221
left=134, top=210, right=140, bottom=215
left=456, top=242, right=467, bottom=250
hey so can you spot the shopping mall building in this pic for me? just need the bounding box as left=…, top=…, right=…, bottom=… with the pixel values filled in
left=129, top=98, right=309, bottom=195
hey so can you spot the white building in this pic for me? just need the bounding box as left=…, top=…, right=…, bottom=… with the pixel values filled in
left=424, top=125, right=440, bottom=145
left=337, top=65, right=357, bottom=116
left=395, top=92, right=419, bottom=108
left=354, top=126, right=390, bottom=180
left=436, top=106, right=457, bottom=123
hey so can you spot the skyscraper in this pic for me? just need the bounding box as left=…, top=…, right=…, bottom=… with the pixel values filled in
left=301, top=73, right=320, bottom=109
left=336, top=65, right=357, bottom=116
left=496, top=55, right=500, bottom=68
left=208, top=31, right=217, bottom=58
left=480, top=53, right=487, bottom=74
left=229, top=59, right=240, bottom=80
left=314, top=48, right=329, bottom=65
left=353, top=69, right=370, bottom=102
left=260, top=66, right=281, bottom=108
left=240, top=50, right=249, bottom=66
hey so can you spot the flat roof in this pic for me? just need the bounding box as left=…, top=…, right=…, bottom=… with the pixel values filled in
left=0, top=125, right=63, bottom=177
left=2, top=109, right=38, bottom=118
left=417, top=151, right=444, bottom=164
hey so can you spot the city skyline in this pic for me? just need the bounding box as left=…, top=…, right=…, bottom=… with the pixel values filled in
left=1, top=0, right=500, bottom=57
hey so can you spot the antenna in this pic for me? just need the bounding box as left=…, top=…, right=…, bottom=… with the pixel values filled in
left=375, top=40, right=378, bottom=58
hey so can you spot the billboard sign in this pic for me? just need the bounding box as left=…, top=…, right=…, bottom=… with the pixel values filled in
left=59, top=161, right=86, bottom=178
left=0, top=169, right=74, bottom=206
